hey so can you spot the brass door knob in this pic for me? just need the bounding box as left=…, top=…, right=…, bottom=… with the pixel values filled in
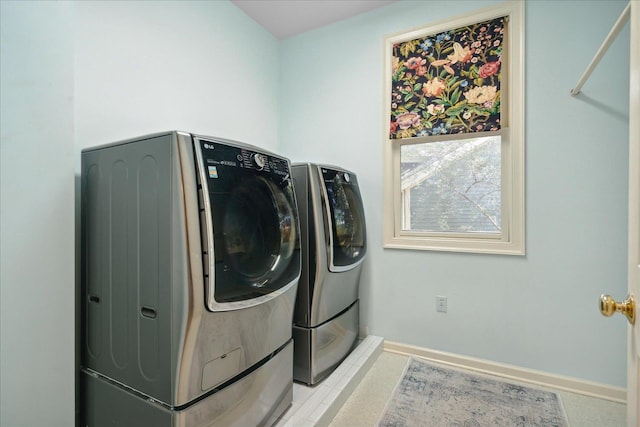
left=599, top=294, right=635, bottom=325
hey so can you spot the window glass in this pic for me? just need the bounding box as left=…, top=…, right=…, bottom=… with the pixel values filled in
left=400, top=136, right=501, bottom=234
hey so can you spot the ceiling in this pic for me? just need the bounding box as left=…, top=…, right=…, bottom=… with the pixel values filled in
left=231, top=0, right=398, bottom=40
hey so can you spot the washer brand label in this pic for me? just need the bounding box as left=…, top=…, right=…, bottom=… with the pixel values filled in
left=208, top=166, right=218, bottom=178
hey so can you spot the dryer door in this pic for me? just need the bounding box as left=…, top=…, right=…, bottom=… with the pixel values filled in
left=195, top=139, right=301, bottom=312
left=320, top=166, right=367, bottom=272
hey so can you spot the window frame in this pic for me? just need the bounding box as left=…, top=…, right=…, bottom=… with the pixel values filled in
left=382, top=1, right=525, bottom=255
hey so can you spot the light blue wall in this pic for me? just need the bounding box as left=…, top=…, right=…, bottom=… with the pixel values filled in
left=279, top=0, right=630, bottom=387
left=1, top=1, right=75, bottom=426
left=74, top=0, right=280, bottom=154
left=0, top=1, right=279, bottom=425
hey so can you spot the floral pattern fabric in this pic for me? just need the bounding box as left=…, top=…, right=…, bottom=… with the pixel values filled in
left=390, top=17, right=505, bottom=139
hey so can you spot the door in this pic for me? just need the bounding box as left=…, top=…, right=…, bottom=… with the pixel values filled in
left=628, top=2, right=639, bottom=424
left=320, top=166, right=367, bottom=272
left=194, top=138, right=301, bottom=311
left=600, top=4, right=639, bottom=424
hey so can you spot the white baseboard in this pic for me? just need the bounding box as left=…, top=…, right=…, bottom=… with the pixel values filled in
left=383, top=340, right=626, bottom=404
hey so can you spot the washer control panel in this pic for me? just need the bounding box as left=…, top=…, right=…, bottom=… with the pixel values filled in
left=198, top=139, right=290, bottom=176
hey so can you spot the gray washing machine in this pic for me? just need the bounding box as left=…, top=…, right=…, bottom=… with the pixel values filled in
left=291, top=163, right=367, bottom=385
left=80, top=131, right=300, bottom=426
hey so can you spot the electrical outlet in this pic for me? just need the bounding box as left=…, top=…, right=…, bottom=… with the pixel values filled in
left=436, top=296, right=447, bottom=313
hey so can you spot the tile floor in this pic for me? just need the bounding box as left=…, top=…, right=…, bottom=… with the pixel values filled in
left=272, top=335, right=384, bottom=427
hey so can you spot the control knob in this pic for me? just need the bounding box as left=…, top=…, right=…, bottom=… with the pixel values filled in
left=253, top=153, right=266, bottom=169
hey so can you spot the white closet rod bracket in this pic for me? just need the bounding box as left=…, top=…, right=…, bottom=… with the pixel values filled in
left=570, top=2, right=631, bottom=96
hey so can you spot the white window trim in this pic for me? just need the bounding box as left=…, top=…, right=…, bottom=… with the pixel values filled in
left=382, top=1, right=525, bottom=255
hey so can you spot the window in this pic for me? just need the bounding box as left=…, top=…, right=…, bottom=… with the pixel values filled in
left=383, top=2, right=524, bottom=255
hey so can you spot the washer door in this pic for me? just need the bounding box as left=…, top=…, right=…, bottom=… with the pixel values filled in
left=195, top=138, right=300, bottom=311
left=221, top=176, right=296, bottom=290
left=320, top=167, right=367, bottom=271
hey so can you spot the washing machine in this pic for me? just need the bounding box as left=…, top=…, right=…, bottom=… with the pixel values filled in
left=291, top=163, right=367, bottom=385
left=80, top=131, right=300, bottom=426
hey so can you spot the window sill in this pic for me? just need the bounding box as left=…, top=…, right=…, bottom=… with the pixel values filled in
left=383, top=234, right=525, bottom=256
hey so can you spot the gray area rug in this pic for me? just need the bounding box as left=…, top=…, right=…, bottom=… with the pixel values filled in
left=377, top=358, right=569, bottom=427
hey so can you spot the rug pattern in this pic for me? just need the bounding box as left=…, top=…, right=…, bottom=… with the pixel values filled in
left=377, top=358, right=569, bottom=427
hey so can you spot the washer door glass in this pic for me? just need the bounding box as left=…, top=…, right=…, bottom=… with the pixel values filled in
left=323, top=169, right=367, bottom=268
left=213, top=174, right=299, bottom=303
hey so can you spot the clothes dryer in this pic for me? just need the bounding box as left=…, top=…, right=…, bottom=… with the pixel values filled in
left=80, top=131, right=300, bottom=426
left=291, top=163, right=366, bottom=385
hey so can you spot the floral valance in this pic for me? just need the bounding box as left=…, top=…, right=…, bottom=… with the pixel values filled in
left=390, top=16, right=505, bottom=139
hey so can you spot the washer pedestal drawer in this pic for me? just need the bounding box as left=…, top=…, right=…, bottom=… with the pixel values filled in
left=81, top=340, right=293, bottom=427
left=293, top=300, right=359, bottom=386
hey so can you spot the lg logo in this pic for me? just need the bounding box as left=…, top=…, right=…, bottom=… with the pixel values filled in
left=203, top=143, right=214, bottom=150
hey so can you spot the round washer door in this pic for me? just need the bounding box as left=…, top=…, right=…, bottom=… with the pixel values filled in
left=321, top=167, right=367, bottom=271
left=195, top=138, right=301, bottom=311
left=222, top=175, right=297, bottom=288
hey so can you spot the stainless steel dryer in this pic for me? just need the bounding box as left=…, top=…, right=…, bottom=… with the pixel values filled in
left=291, top=163, right=366, bottom=385
left=80, top=131, right=300, bottom=426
